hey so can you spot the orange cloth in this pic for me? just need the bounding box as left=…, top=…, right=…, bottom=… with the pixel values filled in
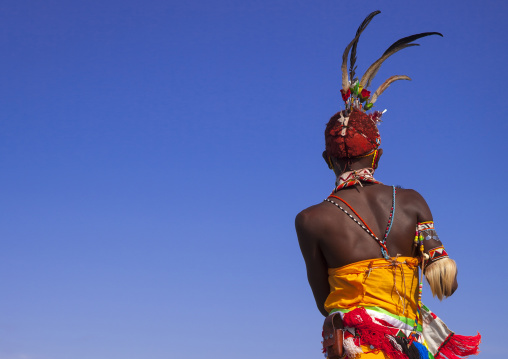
left=324, top=257, right=420, bottom=322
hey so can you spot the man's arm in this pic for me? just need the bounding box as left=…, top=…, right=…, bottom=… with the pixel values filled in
left=411, top=190, right=458, bottom=299
left=296, top=209, right=330, bottom=317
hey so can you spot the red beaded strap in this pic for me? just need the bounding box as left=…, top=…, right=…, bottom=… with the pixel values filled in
left=326, top=195, right=389, bottom=255
left=328, top=195, right=378, bottom=236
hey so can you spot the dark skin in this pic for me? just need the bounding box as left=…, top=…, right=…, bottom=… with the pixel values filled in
left=296, top=150, right=458, bottom=317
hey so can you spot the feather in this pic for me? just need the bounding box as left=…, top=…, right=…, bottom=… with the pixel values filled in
left=370, top=75, right=411, bottom=104
left=341, top=11, right=381, bottom=92
left=349, top=10, right=381, bottom=82
left=359, top=44, right=417, bottom=89
left=360, top=32, right=443, bottom=89
left=383, top=32, right=443, bottom=56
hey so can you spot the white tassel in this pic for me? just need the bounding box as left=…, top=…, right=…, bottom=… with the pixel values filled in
left=343, top=337, right=363, bottom=359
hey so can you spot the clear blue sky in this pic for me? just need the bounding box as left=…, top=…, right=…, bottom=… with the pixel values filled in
left=1, top=1, right=506, bottom=358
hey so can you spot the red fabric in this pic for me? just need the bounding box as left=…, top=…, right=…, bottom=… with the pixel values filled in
left=342, top=308, right=408, bottom=359
left=325, top=108, right=381, bottom=159
left=435, top=333, right=481, bottom=359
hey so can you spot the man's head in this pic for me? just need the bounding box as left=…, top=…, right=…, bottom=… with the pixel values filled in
left=324, top=108, right=381, bottom=159
left=320, top=11, right=442, bottom=174
left=323, top=107, right=382, bottom=174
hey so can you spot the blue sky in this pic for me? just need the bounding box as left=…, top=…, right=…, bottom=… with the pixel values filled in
left=1, top=1, right=506, bottom=358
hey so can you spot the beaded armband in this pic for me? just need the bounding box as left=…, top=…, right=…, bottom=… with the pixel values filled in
left=417, top=221, right=440, bottom=242
left=416, top=222, right=456, bottom=300
left=415, top=221, right=450, bottom=273
left=428, top=246, right=448, bottom=262
left=415, top=221, right=446, bottom=265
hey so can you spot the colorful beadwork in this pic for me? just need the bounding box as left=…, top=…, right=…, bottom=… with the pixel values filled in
left=416, top=222, right=441, bottom=242
left=332, top=167, right=381, bottom=192
left=414, top=222, right=429, bottom=335
left=417, top=221, right=434, bottom=231
left=371, top=149, right=379, bottom=169
left=380, top=186, right=396, bottom=259
left=428, top=246, right=449, bottom=261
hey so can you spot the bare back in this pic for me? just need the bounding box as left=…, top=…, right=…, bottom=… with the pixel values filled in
left=295, top=182, right=433, bottom=316
left=318, top=183, right=425, bottom=268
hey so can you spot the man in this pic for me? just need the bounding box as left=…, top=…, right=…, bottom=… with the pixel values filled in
left=296, top=11, right=480, bottom=359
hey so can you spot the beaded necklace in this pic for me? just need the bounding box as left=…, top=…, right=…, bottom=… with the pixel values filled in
left=324, top=186, right=396, bottom=260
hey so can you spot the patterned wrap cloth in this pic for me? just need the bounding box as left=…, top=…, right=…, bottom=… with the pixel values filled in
left=324, top=257, right=481, bottom=359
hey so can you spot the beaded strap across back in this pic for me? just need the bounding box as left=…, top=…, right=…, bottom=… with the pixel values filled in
left=324, top=186, right=396, bottom=260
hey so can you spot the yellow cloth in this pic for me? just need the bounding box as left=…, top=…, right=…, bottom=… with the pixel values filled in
left=324, top=257, right=420, bottom=323
left=356, top=347, right=390, bottom=358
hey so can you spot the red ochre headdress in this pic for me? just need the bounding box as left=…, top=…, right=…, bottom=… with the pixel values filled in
left=325, top=11, right=442, bottom=159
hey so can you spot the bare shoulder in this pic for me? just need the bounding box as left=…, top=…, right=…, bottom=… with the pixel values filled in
left=295, top=202, right=336, bottom=240
left=396, top=188, right=433, bottom=222
left=396, top=188, right=426, bottom=203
